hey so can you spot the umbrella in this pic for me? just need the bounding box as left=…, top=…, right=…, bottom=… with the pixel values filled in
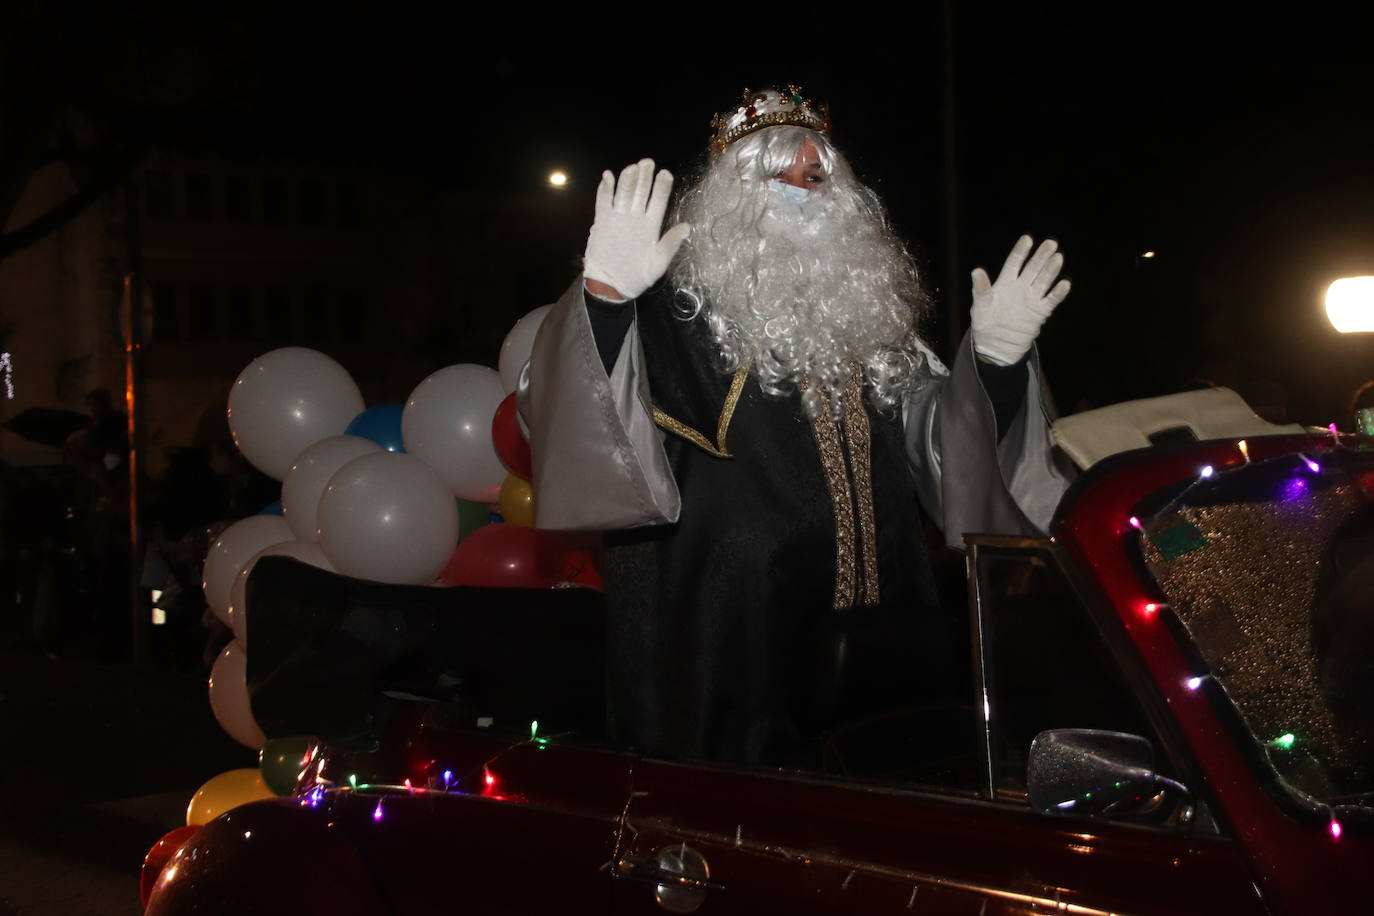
left=2, top=406, right=90, bottom=448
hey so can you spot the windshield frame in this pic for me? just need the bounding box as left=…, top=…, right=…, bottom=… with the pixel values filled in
left=1053, top=434, right=1374, bottom=835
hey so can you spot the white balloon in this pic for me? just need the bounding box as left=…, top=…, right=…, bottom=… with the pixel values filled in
left=227, top=539, right=336, bottom=646
left=498, top=304, right=553, bottom=393
left=208, top=640, right=266, bottom=750
left=228, top=347, right=365, bottom=481
left=281, top=435, right=382, bottom=541
left=317, top=451, right=459, bottom=585
left=402, top=364, right=507, bottom=503
left=203, top=516, right=293, bottom=625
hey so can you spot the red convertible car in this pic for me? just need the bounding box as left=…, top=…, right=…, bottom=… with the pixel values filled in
left=147, top=431, right=1374, bottom=914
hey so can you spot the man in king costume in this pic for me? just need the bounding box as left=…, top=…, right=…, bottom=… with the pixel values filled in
left=521, top=87, right=1073, bottom=766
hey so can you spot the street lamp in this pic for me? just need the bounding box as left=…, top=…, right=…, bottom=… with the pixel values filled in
left=547, top=170, right=568, bottom=189
left=1325, top=277, right=1374, bottom=332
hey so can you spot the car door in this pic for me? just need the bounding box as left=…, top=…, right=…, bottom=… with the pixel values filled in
left=608, top=537, right=1267, bottom=915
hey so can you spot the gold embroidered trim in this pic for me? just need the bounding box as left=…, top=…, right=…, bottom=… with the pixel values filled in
left=652, top=366, right=749, bottom=458
left=805, top=380, right=857, bottom=610
left=842, top=364, right=881, bottom=607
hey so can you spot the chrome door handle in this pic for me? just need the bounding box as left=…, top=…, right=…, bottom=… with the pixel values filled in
left=615, top=845, right=724, bottom=913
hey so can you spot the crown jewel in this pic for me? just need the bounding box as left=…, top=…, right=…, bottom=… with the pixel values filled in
left=709, top=85, right=830, bottom=156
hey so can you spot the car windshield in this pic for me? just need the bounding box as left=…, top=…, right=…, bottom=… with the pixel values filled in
left=1141, top=446, right=1374, bottom=813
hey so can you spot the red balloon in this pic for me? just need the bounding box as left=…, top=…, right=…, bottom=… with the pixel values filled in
left=491, top=393, right=533, bottom=481
left=140, top=825, right=201, bottom=907
left=544, top=532, right=604, bottom=590
left=145, top=800, right=385, bottom=915
left=440, top=523, right=552, bottom=588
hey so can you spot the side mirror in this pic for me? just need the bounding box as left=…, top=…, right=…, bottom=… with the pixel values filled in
left=1028, top=728, right=1191, bottom=819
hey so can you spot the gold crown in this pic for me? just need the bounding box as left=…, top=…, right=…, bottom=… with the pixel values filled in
left=709, top=85, right=830, bottom=156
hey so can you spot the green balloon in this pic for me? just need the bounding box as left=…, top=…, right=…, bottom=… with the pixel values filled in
left=457, top=499, right=493, bottom=542
left=259, top=736, right=315, bottom=796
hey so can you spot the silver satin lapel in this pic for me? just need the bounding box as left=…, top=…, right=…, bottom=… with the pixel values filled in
left=520, top=278, right=680, bottom=530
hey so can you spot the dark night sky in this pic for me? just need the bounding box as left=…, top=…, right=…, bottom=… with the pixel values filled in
left=105, top=4, right=1374, bottom=422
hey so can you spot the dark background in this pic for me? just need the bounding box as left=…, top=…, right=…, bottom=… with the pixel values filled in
left=10, top=1, right=1374, bottom=420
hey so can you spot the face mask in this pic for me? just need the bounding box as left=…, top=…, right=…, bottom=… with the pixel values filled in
left=769, top=180, right=812, bottom=207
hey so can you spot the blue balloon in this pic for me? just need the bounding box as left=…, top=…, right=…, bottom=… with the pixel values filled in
left=345, top=404, right=406, bottom=452
left=258, top=500, right=284, bottom=516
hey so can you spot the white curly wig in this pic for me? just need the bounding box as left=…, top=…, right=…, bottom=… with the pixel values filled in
left=669, top=126, right=934, bottom=417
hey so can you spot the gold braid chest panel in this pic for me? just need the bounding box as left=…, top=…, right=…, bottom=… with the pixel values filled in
left=652, top=363, right=880, bottom=610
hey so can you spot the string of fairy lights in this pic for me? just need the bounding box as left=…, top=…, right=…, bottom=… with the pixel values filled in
left=297, top=720, right=557, bottom=822
left=1123, top=433, right=1353, bottom=840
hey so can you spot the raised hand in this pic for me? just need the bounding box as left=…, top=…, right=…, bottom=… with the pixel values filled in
left=583, top=159, right=690, bottom=301
left=969, top=235, right=1071, bottom=365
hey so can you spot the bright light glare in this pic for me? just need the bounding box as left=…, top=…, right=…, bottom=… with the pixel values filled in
left=1325, top=277, right=1374, bottom=332
left=1140, top=250, right=1156, bottom=259
left=548, top=171, right=568, bottom=188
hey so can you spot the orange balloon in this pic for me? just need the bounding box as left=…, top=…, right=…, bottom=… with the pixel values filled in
left=498, top=474, right=535, bottom=527
left=141, top=825, right=200, bottom=907
left=186, top=768, right=274, bottom=826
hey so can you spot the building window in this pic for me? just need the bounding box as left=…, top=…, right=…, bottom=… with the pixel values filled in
left=189, top=286, right=218, bottom=339
left=299, top=180, right=324, bottom=226
left=185, top=173, right=213, bottom=220
left=302, top=286, right=332, bottom=342
left=337, top=182, right=361, bottom=225
left=265, top=286, right=294, bottom=342
left=145, top=170, right=172, bottom=219
left=225, top=176, right=251, bottom=222
left=262, top=178, right=288, bottom=226
left=227, top=286, right=257, bottom=338
left=341, top=290, right=370, bottom=341
left=152, top=283, right=178, bottom=340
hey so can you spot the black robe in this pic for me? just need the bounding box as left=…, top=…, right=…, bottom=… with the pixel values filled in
left=596, top=288, right=950, bottom=765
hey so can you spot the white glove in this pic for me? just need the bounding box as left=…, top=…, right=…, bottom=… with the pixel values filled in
left=970, top=235, right=1071, bottom=365
left=583, top=159, right=690, bottom=301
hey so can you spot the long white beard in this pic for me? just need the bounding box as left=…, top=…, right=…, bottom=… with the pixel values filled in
left=669, top=130, right=932, bottom=418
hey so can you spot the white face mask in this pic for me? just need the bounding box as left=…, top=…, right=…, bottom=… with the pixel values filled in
left=769, top=179, right=812, bottom=207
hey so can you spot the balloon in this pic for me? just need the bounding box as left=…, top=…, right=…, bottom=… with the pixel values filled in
left=209, top=641, right=266, bottom=750
left=281, top=435, right=381, bottom=541
left=498, top=474, right=535, bottom=527
left=147, top=801, right=387, bottom=915
left=344, top=404, right=405, bottom=452
left=498, top=304, right=553, bottom=393
left=259, top=736, right=315, bottom=796
left=227, top=540, right=335, bottom=646
left=402, top=364, right=507, bottom=503
left=257, top=500, right=283, bottom=516
left=140, top=825, right=201, bottom=907
left=317, top=451, right=459, bottom=584
left=185, top=769, right=273, bottom=826
left=491, top=393, right=533, bottom=480
left=439, top=523, right=553, bottom=588
left=228, top=347, right=365, bottom=480
left=457, top=498, right=493, bottom=543
left=546, top=531, right=604, bottom=590
left=203, top=516, right=293, bottom=625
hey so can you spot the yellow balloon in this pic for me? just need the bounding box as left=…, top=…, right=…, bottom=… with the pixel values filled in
left=498, top=474, right=535, bottom=527
left=186, top=768, right=274, bottom=826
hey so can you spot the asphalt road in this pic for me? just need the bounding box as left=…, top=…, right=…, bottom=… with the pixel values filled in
left=0, top=645, right=251, bottom=915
